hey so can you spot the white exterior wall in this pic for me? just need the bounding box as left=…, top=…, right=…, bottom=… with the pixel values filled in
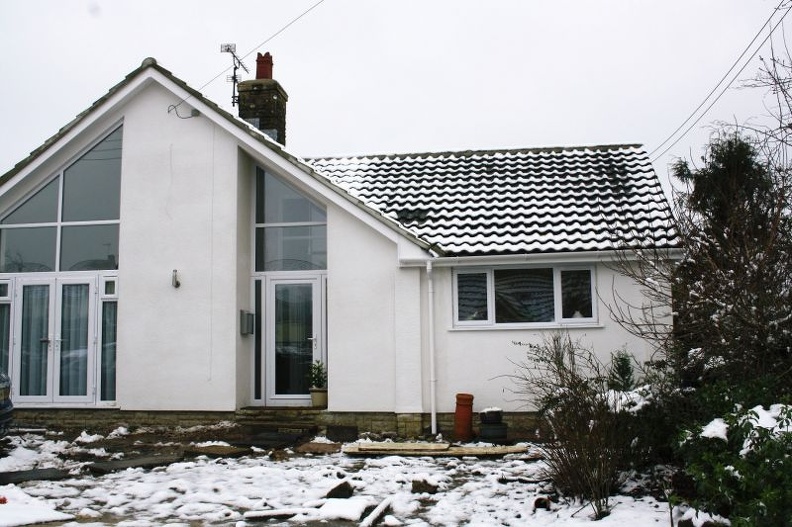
left=235, top=155, right=254, bottom=408
left=0, top=69, right=669, bottom=417
left=325, top=206, right=424, bottom=412
left=427, top=263, right=657, bottom=413
left=319, top=200, right=661, bottom=416
left=116, top=83, right=241, bottom=411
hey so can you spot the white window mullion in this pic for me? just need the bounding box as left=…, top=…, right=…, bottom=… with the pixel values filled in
left=553, top=268, right=563, bottom=322
left=55, top=173, right=64, bottom=272
left=486, top=269, right=496, bottom=324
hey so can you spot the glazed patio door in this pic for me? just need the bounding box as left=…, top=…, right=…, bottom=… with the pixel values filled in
left=264, top=277, right=323, bottom=406
left=14, top=277, right=96, bottom=403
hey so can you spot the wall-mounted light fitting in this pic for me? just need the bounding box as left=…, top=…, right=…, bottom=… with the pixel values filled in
left=172, top=269, right=181, bottom=288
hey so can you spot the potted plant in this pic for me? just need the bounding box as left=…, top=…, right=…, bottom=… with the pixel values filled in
left=308, top=360, right=328, bottom=408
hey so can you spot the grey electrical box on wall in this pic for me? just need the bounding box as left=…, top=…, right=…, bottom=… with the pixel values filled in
left=240, top=310, right=255, bottom=335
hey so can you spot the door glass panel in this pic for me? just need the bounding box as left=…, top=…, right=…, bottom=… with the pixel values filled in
left=0, top=304, right=9, bottom=375
left=20, top=284, right=50, bottom=396
left=1, top=178, right=59, bottom=225
left=0, top=227, right=57, bottom=272
left=60, top=284, right=89, bottom=397
left=60, top=224, right=119, bottom=271
left=62, top=127, right=122, bottom=222
left=254, top=280, right=262, bottom=400
left=100, top=301, right=117, bottom=401
left=274, top=283, right=313, bottom=395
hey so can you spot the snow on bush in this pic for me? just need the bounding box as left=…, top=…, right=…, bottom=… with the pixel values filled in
left=700, top=418, right=728, bottom=441
left=680, top=402, right=792, bottom=525
left=737, top=404, right=792, bottom=456
left=605, top=384, right=654, bottom=413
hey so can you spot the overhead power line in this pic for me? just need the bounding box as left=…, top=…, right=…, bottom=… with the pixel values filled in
left=649, top=1, right=791, bottom=163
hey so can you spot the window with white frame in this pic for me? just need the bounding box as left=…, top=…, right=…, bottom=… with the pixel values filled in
left=0, top=280, right=10, bottom=375
left=254, top=167, right=327, bottom=272
left=99, top=276, right=118, bottom=401
left=454, top=266, right=595, bottom=326
left=0, top=127, right=122, bottom=273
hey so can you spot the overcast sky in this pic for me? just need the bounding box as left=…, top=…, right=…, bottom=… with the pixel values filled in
left=0, top=1, right=788, bottom=194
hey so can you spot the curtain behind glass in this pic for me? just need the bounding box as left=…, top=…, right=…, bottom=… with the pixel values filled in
left=20, top=285, right=49, bottom=396
left=494, top=268, right=554, bottom=323
left=100, top=301, right=117, bottom=401
left=59, top=284, right=89, bottom=396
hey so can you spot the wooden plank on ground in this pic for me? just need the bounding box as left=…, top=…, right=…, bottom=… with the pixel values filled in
left=0, top=468, right=71, bottom=484
left=343, top=444, right=528, bottom=457
left=87, top=453, right=184, bottom=475
left=356, top=442, right=450, bottom=452
left=184, top=445, right=252, bottom=458
left=244, top=508, right=317, bottom=520
left=294, top=442, right=342, bottom=454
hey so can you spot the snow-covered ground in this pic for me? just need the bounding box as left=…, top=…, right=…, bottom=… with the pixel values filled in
left=0, top=427, right=678, bottom=526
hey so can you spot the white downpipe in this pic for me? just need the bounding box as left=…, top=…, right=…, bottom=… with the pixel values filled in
left=427, top=260, right=438, bottom=434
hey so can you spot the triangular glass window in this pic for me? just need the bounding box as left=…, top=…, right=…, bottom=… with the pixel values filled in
left=63, top=127, right=122, bottom=222
left=0, top=126, right=122, bottom=273
left=1, top=178, right=59, bottom=225
left=256, top=169, right=326, bottom=224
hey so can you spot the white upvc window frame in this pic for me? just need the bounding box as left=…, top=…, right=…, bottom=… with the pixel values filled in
left=97, top=272, right=118, bottom=406
left=0, top=125, right=122, bottom=275
left=453, top=265, right=598, bottom=328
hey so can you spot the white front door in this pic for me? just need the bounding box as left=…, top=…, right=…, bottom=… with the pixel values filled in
left=13, top=277, right=96, bottom=403
left=264, top=276, right=324, bottom=406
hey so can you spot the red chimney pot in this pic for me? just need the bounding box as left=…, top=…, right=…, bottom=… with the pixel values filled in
left=256, top=52, right=273, bottom=80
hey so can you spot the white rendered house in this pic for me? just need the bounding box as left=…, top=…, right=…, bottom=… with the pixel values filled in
left=0, top=56, right=676, bottom=431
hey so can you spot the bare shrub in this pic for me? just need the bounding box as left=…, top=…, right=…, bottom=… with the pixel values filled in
left=512, top=332, right=647, bottom=519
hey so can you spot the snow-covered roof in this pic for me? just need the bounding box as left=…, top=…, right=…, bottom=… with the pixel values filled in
left=1, top=58, right=677, bottom=258
left=307, top=146, right=678, bottom=256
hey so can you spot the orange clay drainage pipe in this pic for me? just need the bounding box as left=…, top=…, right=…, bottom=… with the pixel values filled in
left=454, top=393, right=474, bottom=442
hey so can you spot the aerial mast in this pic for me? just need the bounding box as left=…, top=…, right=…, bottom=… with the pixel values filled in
left=220, top=44, right=249, bottom=107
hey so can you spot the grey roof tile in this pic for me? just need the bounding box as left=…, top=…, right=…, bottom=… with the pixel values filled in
left=307, top=146, right=678, bottom=256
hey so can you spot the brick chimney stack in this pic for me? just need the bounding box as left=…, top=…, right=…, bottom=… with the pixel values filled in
left=238, top=52, right=288, bottom=145
left=256, top=52, right=273, bottom=79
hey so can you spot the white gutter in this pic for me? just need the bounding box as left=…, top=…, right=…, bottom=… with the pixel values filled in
left=400, top=247, right=682, bottom=268
left=426, top=260, right=438, bottom=435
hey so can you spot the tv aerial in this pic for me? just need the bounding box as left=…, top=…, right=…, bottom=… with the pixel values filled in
left=221, top=44, right=249, bottom=107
